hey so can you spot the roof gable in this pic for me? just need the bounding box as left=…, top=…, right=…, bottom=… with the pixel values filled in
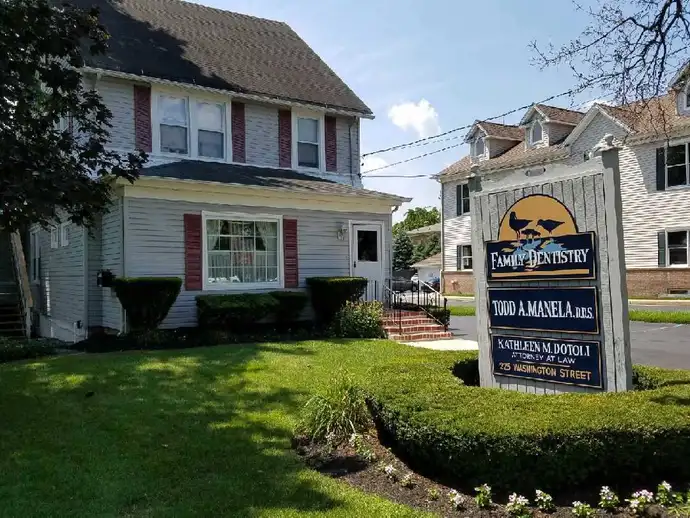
left=75, top=0, right=372, bottom=115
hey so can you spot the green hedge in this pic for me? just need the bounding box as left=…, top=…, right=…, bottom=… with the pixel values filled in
left=113, top=277, right=182, bottom=331
left=306, top=277, right=368, bottom=324
left=196, top=293, right=279, bottom=329
left=268, top=291, right=309, bottom=323
left=0, top=337, right=57, bottom=363
left=366, top=351, right=690, bottom=494
left=330, top=301, right=385, bottom=339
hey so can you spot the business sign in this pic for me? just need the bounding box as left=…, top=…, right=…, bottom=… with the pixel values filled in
left=492, top=334, right=602, bottom=389
left=488, top=287, right=599, bottom=334
left=486, top=194, right=596, bottom=281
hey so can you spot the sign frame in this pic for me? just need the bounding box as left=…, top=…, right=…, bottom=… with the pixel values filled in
left=487, top=286, right=600, bottom=334
left=491, top=334, right=603, bottom=389
left=485, top=231, right=597, bottom=282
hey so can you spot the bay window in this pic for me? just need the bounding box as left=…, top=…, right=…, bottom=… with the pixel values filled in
left=204, top=213, right=282, bottom=288
left=159, top=96, right=189, bottom=154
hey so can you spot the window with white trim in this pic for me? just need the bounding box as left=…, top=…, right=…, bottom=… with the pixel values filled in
left=456, top=183, right=470, bottom=216
left=668, top=230, right=689, bottom=266
left=60, top=222, right=69, bottom=247
left=666, top=143, right=689, bottom=187
left=529, top=121, right=543, bottom=145
left=29, top=229, right=40, bottom=283
left=50, top=227, right=58, bottom=249
left=457, top=244, right=472, bottom=271
left=204, top=213, right=282, bottom=288
left=685, top=83, right=690, bottom=109
left=296, top=117, right=320, bottom=169
left=159, top=96, right=189, bottom=155
left=197, top=101, right=225, bottom=159
left=472, top=137, right=485, bottom=157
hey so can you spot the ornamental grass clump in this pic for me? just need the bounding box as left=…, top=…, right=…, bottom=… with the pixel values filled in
left=535, top=490, right=555, bottom=512
left=599, top=486, right=620, bottom=511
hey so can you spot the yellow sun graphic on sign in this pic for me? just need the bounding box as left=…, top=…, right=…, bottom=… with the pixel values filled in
left=498, top=195, right=577, bottom=242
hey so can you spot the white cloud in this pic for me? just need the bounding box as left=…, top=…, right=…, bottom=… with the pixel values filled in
left=361, top=156, right=388, bottom=173
left=387, top=99, right=441, bottom=139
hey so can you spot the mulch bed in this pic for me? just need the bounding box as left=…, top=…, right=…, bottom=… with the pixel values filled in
left=293, top=430, right=674, bottom=518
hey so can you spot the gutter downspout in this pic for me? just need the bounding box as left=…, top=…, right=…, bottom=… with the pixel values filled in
left=439, top=178, right=445, bottom=291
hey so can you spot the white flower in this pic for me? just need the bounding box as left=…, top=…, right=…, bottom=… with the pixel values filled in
left=383, top=464, right=397, bottom=478
left=661, top=481, right=672, bottom=492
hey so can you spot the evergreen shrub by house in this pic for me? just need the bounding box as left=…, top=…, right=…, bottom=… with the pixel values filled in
left=196, top=293, right=279, bottom=329
left=365, top=351, right=690, bottom=494
left=0, top=337, right=57, bottom=363
left=268, top=291, right=309, bottom=323
left=113, top=277, right=182, bottom=331
left=306, top=276, right=368, bottom=324
left=330, top=301, right=385, bottom=339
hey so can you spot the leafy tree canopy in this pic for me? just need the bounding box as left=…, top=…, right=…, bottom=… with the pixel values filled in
left=0, top=0, right=146, bottom=232
left=392, top=231, right=414, bottom=271
left=393, top=207, right=440, bottom=235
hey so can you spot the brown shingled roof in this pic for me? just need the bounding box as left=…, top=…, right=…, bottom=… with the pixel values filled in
left=597, top=94, right=690, bottom=137
left=476, top=121, right=523, bottom=140
left=536, top=104, right=585, bottom=126
left=72, top=0, right=372, bottom=115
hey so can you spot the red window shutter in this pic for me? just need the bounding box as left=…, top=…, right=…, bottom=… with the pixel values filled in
left=184, top=214, right=202, bottom=291
left=325, top=115, right=337, bottom=172
left=231, top=102, right=246, bottom=162
left=133, top=85, right=152, bottom=152
left=278, top=109, right=292, bottom=168
left=283, top=218, right=299, bottom=288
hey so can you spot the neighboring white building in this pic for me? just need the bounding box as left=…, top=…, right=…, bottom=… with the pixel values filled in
left=439, top=71, right=690, bottom=298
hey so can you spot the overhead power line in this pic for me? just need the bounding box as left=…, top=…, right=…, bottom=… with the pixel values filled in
left=361, top=143, right=462, bottom=174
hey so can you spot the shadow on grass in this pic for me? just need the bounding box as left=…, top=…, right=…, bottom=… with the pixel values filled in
left=0, top=343, right=346, bottom=516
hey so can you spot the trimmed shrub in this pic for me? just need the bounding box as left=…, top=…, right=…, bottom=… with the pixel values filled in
left=330, top=301, right=385, bottom=339
left=196, top=293, right=279, bottom=330
left=306, top=276, right=368, bottom=324
left=366, top=350, right=690, bottom=494
left=113, top=277, right=182, bottom=331
left=269, top=291, right=309, bottom=323
left=0, top=337, right=57, bottom=363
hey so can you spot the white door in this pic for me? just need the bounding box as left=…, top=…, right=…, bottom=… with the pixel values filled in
left=351, top=224, right=382, bottom=299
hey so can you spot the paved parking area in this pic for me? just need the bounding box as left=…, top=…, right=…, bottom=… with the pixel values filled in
left=449, top=316, right=690, bottom=370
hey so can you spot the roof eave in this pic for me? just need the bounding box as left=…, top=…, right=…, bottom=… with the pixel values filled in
left=83, top=66, right=375, bottom=119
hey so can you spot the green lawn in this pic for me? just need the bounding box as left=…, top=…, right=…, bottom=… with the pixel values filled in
left=449, top=304, right=690, bottom=324
left=0, top=341, right=454, bottom=518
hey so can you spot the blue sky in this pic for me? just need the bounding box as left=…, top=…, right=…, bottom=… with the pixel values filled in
left=193, top=0, right=603, bottom=220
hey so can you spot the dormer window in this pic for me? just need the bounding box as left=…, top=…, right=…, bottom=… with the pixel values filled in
left=529, top=121, right=543, bottom=145
left=473, top=137, right=485, bottom=157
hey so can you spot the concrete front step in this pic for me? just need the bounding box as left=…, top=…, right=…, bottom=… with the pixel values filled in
left=388, top=330, right=454, bottom=341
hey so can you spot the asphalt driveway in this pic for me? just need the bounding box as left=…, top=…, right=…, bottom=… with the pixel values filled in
left=449, top=316, right=690, bottom=370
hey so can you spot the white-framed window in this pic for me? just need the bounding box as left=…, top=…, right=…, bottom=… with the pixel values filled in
left=457, top=244, right=472, bottom=271
left=529, top=121, right=543, bottom=145
left=666, top=143, right=690, bottom=188
left=667, top=230, right=689, bottom=266
left=203, top=212, right=283, bottom=290
left=456, top=183, right=470, bottom=216
left=59, top=222, right=69, bottom=247
left=50, top=226, right=58, bottom=249
left=472, top=137, right=485, bottom=157
left=196, top=101, right=225, bottom=159
left=295, top=115, right=322, bottom=169
left=29, top=229, right=40, bottom=283
left=685, top=83, right=690, bottom=109
left=159, top=96, right=189, bottom=155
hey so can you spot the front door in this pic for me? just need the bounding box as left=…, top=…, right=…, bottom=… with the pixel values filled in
left=351, top=224, right=382, bottom=299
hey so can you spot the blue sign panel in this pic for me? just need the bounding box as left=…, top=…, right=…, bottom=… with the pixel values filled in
left=492, top=334, right=602, bottom=388
left=486, top=232, right=596, bottom=281
left=488, top=287, right=599, bottom=334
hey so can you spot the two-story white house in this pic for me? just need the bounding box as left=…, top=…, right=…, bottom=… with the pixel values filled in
left=11, top=0, right=408, bottom=341
left=440, top=68, right=690, bottom=298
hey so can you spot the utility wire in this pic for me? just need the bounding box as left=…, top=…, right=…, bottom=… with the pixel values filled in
left=361, top=142, right=462, bottom=174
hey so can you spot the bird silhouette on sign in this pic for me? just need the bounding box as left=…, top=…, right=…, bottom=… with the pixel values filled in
left=537, top=218, right=564, bottom=235
left=509, top=211, right=531, bottom=241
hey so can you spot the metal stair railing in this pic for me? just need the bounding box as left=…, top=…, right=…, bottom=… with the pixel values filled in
left=9, top=231, right=32, bottom=338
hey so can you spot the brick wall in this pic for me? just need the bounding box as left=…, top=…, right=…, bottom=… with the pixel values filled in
left=442, top=271, right=475, bottom=295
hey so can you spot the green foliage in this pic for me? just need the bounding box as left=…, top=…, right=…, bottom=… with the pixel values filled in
left=305, top=276, right=368, bottom=324
left=427, top=487, right=441, bottom=501
left=367, top=350, right=690, bottom=494
left=0, top=337, right=56, bottom=363
left=412, top=233, right=441, bottom=263
left=113, top=277, right=182, bottom=331
left=330, top=301, right=385, bottom=339
left=475, top=484, right=493, bottom=509
left=297, top=373, right=371, bottom=445
left=392, top=206, right=440, bottom=235
left=0, top=0, right=146, bottom=232
left=196, top=293, right=279, bottom=330
left=392, top=231, right=414, bottom=270
left=572, top=502, right=595, bottom=518
left=628, top=309, right=690, bottom=324
left=448, top=305, right=476, bottom=317
left=268, top=291, right=308, bottom=323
